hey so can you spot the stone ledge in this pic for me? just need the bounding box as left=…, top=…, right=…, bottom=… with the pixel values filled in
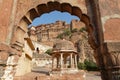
left=106, top=42, right=120, bottom=52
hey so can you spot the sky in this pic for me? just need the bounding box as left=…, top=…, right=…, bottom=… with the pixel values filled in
left=30, top=10, right=80, bottom=27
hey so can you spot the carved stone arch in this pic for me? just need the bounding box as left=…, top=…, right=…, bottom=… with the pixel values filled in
left=81, top=14, right=90, bottom=26
left=37, top=4, right=49, bottom=16
left=10, top=0, right=104, bottom=80
left=16, top=1, right=99, bottom=65
left=72, top=6, right=82, bottom=18
left=61, top=3, right=72, bottom=13
left=18, top=1, right=98, bottom=49
left=47, top=1, right=61, bottom=12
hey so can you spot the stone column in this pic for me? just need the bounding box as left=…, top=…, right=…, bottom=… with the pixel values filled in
left=52, top=57, right=54, bottom=70
left=70, top=53, right=73, bottom=68
left=73, top=55, right=75, bottom=68
left=75, top=55, right=77, bottom=68
left=57, top=57, right=59, bottom=68
left=60, top=53, right=63, bottom=69
left=64, top=56, right=67, bottom=68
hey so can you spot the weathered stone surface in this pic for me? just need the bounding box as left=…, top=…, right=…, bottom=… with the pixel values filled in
left=0, top=0, right=13, bottom=43
left=99, top=0, right=120, bottom=42
left=0, top=43, right=22, bottom=56
left=0, top=43, right=10, bottom=51
left=102, top=42, right=120, bottom=80
left=71, top=19, right=85, bottom=30
left=14, top=71, right=84, bottom=80
left=0, top=51, right=9, bottom=63
left=107, top=42, right=120, bottom=52
left=0, top=43, right=10, bottom=64
left=99, top=0, right=120, bottom=17
left=104, top=18, right=120, bottom=42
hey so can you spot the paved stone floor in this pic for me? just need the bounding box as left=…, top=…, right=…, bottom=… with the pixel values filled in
left=14, top=67, right=102, bottom=80
left=14, top=72, right=102, bottom=80
left=14, top=72, right=84, bottom=80
left=85, top=71, right=102, bottom=80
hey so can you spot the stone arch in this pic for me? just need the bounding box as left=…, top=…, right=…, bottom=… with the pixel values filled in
left=16, top=1, right=98, bottom=50
left=19, top=1, right=83, bottom=26
left=5, top=0, right=106, bottom=80
left=1, top=0, right=120, bottom=80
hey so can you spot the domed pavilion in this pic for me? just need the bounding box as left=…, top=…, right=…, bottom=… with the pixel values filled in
left=51, top=39, right=78, bottom=74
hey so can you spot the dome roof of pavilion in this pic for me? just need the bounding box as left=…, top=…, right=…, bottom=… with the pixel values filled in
left=53, top=39, right=77, bottom=52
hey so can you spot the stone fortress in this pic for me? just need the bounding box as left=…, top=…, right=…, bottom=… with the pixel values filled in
left=29, top=20, right=70, bottom=46
left=28, top=19, right=95, bottom=63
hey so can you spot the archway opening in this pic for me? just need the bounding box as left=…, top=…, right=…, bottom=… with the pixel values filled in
left=13, top=1, right=100, bottom=79
left=18, top=1, right=97, bottom=49
left=29, top=10, right=80, bottom=27
left=28, top=9, right=97, bottom=66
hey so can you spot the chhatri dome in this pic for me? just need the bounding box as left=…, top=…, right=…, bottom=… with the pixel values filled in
left=51, top=39, right=78, bottom=74
left=53, top=39, right=77, bottom=52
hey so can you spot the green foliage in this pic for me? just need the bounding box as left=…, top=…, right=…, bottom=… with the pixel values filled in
left=78, top=59, right=99, bottom=71
left=71, top=28, right=78, bottom=33
left=63, top=28, right=71, bottom=36
left=45, top=49, right=52, bottom=55
left=84, top=59, right=99, bottom=71
left=78, top=62, right=86, bottom=70
left=56, top=28, right=71, bottom=39
left=57, top=33, right=64, bottom=39
left=79, top=27, right=87, bottom=32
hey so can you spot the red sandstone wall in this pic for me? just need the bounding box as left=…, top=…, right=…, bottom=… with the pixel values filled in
left=99, top=0, right=120, bottom=17
left=104, top=18, right=120, bottom=42
left=0, top=0, right=13, bottom=43
left=99, top=0, right=120, bottom=42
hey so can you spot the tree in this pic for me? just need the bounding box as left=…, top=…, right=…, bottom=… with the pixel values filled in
left=79, top=27, right=87, bottom=32
left=45, top=49, right=52, bottom=55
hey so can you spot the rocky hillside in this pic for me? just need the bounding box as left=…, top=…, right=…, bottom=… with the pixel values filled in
left=28, top=20, right=95, bottom=62
left=56, top=27, right=95, bottom=62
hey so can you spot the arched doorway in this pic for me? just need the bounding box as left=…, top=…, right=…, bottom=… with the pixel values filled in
left=1, top=0, right=114, bottom=80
